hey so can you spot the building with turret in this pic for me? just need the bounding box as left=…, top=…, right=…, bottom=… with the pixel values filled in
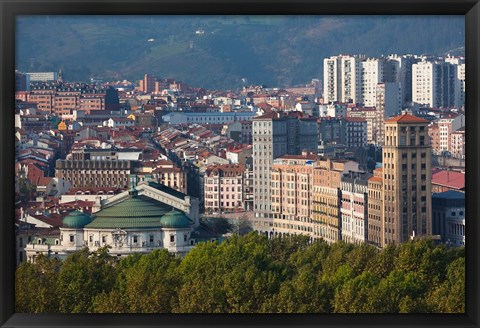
left=23, top=181, right=218, bottom=261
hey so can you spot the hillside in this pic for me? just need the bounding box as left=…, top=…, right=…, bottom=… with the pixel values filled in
left=16, top=16, right=464, bottom=89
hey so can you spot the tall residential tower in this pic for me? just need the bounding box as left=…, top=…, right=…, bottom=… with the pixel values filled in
left=382, top=114, right=432, bottom=245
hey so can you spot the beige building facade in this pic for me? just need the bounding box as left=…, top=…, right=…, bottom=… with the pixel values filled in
left=382, top=114, right=432, bottom=245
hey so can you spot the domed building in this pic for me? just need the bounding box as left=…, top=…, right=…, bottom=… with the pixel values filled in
left=25, top=182, right=217, bottom=261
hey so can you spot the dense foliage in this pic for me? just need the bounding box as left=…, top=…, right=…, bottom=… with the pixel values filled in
left=16, top=234, right=465, bottom=313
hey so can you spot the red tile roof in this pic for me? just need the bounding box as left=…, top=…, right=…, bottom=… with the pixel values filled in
left=431, top=170, right=465, bottom=190
left=205, top=164, right=245, bottom=176
left=385, top=114, right=430, bottom=124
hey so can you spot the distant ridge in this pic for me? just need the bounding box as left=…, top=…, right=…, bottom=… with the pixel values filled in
left=17, top=16, right=464, bottom=89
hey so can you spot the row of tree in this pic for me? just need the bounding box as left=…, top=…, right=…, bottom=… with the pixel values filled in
left=16, top=233, right=464, bottom=313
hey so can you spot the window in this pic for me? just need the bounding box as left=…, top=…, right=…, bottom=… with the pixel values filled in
left=89, top=235, right=93, bottom=242
left=149, top=235, right=154, bottom=243
left=70, top=235, right=74, bottom=242
left=170, top=235, right=175, bottom=243
left=184, top=234, right=188, bottom=242
left=102, top=236, right=107, bottom=243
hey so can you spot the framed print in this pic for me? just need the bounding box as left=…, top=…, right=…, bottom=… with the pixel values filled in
left=1, top=0, right=479, bottom=327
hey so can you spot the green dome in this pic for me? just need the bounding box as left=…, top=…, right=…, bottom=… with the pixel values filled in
left=85, top=196, right=170, bottom=229
left=160, top=210, right=191, bottom=229
left=63, top=210, right=92, bottom=229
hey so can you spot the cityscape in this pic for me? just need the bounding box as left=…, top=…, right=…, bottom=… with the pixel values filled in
left=14, top=16, right=465, bottom=313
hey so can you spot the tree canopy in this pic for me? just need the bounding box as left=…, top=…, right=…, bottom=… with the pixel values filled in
left=16, top=234, right=465, bottom=314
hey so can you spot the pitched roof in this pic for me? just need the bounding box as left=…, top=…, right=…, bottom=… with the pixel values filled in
left=431, top=170, right=465, bottom=190
left=385, top=114, right=430, bottom=124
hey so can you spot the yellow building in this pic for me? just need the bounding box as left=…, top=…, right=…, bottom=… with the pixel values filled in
left=57, top=121, right=67, bottom=131
left=382, top=114, right=432, bottom=245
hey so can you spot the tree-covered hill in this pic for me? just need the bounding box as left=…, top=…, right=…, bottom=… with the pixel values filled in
left=16, top=234, right=465, bottom=313
left=16, top=16, right=464, bottom=89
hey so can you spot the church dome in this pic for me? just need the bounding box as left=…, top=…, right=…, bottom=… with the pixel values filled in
left=62, top=210, right=92, bottom=229
left=160, top=209, right=191, bottom=229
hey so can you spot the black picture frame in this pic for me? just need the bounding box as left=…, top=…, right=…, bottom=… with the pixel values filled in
left=1, top=1, right=479, bottom=327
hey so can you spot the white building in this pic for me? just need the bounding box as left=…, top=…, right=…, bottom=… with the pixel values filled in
left=361, top=58, right=384, bottom=107
left=437, top=114, right=465, bottom=153
left=103, top=117, right=135, bottom=128
left=26, top=72, right=58, bottom=82
left=323, top=55, right=362, bottom=104
left=24, top=182, right=207, bottom=261
left=455, top=63, right=465, bottom=108
left=340, top=176, right=368, bottom=244
left=318, top=103, right=347, bottom=118
left=412, top=61, right=456, bottom=108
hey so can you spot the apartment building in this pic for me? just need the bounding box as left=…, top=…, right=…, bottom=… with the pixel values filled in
left=270, top=155, right=317, bottom=237
left=311, top=158, right=360, bottom=243
left=204, top=164, right=245, bottom=213
left=323, top=55, right=362, bottom=104
left=361, top=58, right=384, bottom=107
left=382, top=114, right=432, bottom=245
left=139, top=74, right=157, bottom=94
left=252, top=112, right=318, bottom=227
left=27, top=88, right=56, bottom=113
left=340, top=173, right=369, bottom=244
left=386, top=54, right=421, bottom=106
left=367, top=168, right=384, bottom=247
left=347, top=107, right=377, bottom=145
left=455, top=63, right=466, bottom=107
left=23, top=84, right=118, bottom=115
left=437, top=114, right=465, bottom=153
left=55, top=159, right=132, bottom=189
left=412, top=61, right=456, bottom=108
left=344, top=117, right=367, bottom=149
left=152, top=165, right=188, bottom=194
left=428, top=122, right=440, bottom=155
left=450, top=127, right=465, bottom=159
left=318, top=117, right=346, bottom=145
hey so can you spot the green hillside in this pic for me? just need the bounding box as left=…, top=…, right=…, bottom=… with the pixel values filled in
left=16, top=16, right=464, bottom=89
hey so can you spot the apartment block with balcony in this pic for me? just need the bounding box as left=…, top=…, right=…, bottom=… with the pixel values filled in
left=270, top=155, right=316, bottom=237
left=340, top=173, right=369, bottom=245
left=311, top=157, right=360, bottom=243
